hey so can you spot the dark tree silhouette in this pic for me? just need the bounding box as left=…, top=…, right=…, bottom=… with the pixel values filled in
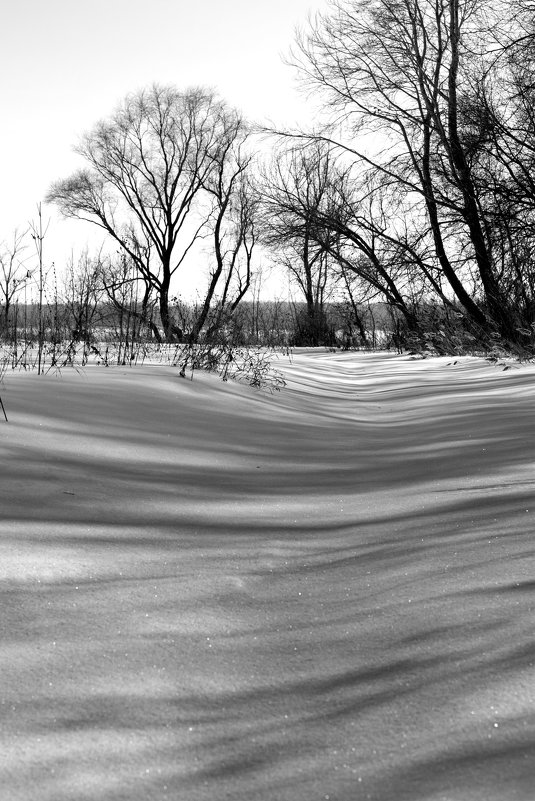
left=47, top=84, right=254, bottom=341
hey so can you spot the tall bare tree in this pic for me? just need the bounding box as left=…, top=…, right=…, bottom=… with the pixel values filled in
left=47, top=84, right=253, bottom=341
left=292, top=0, right=530, bottom=342
left=260, top=143, right=429, bottom=338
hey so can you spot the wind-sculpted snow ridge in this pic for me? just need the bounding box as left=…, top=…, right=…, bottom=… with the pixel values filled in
left=1, top=352, right=534, bottom=801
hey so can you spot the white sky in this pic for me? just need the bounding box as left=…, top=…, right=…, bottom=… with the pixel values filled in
left=1, top=0, right=326, bottom=296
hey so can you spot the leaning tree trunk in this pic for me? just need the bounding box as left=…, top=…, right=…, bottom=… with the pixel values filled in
left=445, top=0, right=516, bottom=342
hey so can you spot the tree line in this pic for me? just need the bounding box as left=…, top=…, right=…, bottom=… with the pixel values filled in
left=3, top=0, right=535, bottom=354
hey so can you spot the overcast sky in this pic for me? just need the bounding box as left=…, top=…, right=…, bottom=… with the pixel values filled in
left=1, top=0, right=325, bottom=287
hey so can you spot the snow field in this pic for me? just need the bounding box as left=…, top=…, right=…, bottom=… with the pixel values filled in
left=0, top=351, right=534, bottom=800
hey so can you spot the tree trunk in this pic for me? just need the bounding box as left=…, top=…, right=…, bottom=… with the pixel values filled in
left=446, top=0, right=516, bottom=340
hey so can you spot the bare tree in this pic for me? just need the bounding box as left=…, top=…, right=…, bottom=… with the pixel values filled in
left=0, top=229, right=30, bottom=334
left=62, top=250, right=104, bottom=342
left=456, top=3, right=535, bottom=332
left=260, top=144, right=338, bottom=345
left=47, top=84, right=253, bottom=341
left=292, top=0, right=528, bottom=342
left=260, top=143, right=428, bottom=339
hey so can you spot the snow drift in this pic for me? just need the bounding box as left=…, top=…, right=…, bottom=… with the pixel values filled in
left=1, top=351, right=534, bottom=800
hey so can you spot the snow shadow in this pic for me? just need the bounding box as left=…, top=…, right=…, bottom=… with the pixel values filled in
left=1, top=356, right=535, bottom=800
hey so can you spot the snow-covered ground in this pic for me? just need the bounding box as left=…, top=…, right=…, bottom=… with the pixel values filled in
left=1, top=351, right=534, bottom=801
